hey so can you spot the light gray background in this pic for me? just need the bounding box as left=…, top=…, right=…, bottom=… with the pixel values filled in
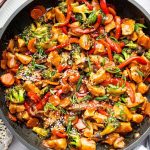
left=0, top=0, right=149, bottom=150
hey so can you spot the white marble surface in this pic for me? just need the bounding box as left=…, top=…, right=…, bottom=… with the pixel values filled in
left=0, top=0, right=149, bottom=150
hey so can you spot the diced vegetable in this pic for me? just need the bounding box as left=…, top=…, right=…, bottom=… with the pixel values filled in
left=33, top=127, right=49, bottom=137
left=6, top=85, right=25, bottom=104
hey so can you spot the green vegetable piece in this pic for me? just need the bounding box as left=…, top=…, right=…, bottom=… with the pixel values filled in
left=122, top=48, right=131, bottom=60
left=100, top=116, right=120, bottom=136
left=80, top=95, right=92, bottom=102
left=145, top=49, right=150, bottom=60
left=125, top=41, right=137, bottom=49
left=6, top=85, right=25, bottom=104
left=33, top=127, right=49, bottom=137
left=69, top=131, right=81, bottom=148
left=42, top=69, right=56, bottom=80
left=76, top=75, right=83, bottom=92
left=95, top=95, right=108, bottom=101
left=114, top=54, right=125, bottom=63
left=44, top=102, right=58, bottom=111
left=86, top=11, right=97, bottom=25
left=135, top=23, right=147, bottom=32
left=106, top=67, right=121, bottom=74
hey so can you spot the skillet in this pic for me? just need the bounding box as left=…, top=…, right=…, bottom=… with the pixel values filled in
left=0, top=0, right=150, bottom=149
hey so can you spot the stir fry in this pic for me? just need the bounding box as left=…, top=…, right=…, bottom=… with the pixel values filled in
left=1, top=0, right=150, bottom=149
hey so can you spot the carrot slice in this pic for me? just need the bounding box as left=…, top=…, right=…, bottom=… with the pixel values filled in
left=27, top=38, right=36, bottom=53
left=1, top=73, right=15, bottom=87
left=31, top=8, right=43, bottom=20
left=35, top=5, right=46, bottom=14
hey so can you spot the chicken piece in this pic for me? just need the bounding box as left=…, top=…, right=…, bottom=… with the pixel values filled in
left=43, top=138, right=67, bottom=150
left=45, top=8, right=55, bottom=21
left=7, top=39, right=15, bottom=52
left=132, top=114, right=144, bottom=123
left=84, top=109, right=96, bottom=119
left=1, top=60, right=7, bottom=70
left=87, top=83, right=105, bottom=96
left=115, top=122, right=132, bottom=133
left=51, top=26, right=62, bottom=41
left=89, top=68, right=107, bottom=85
left=105, top=20, right=116, bottom=33
left=26, top=118, right=39, bottom=128
left=113, top=137, right=125, bottom=149
left=113, top=103, right=133, bottom=121
left=137, top=34, right=150, bottom=49
left=121, top=19, right=135, bottom=35
left=94, top=41, right=105, bottom=54
left=130, top=32, right=138, bottom=41
left=79, top=34, right=91, bottom=50
left=23, top=81, right=40, bottom=95
left=92, top=0, right=100, bottom=10
left=92, top=112, right=107, bottom=123
left=80, top=138, right=96, bottom=150
left=54, top=7, right=65, bottom=23
left=137, top=82, right=149, bottom=94
left=126, top=93, right=147, bottom=108
left=18, top=38, right=25, bottom=48
left=104, top=133, right=120, bottom=145
left=6, top=52, right=17, bottom=68
left=15, top=53, right=32, bottom=65
left=9, top=104, right=25, bottom=114
left=47, top=51, right=61, bottom=68
left=83, top=121, right=93, bottom=138
left=130, top=66, right=143, bottom=83
left=144, top=102, right=150, bottom=116
left=58, top=33, right=69, bottom=44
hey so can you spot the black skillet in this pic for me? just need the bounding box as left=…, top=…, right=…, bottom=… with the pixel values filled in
left=0, top=0, right=150, bottom=149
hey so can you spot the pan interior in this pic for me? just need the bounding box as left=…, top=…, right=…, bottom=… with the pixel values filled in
left=0, top=0, right=150, bottom=150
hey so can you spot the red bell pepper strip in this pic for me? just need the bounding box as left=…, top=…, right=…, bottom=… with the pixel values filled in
left=118, top=56, right=147, bottom=69
left=100, top=0, right=109, bottom=14
left=119, top=41, right=125, bottom=48
left=81, top=0, right=93, bottom=10
left=27, top=91, right=41, bottom=103
left=98, top=39, right=113, bottom=61
left=115, top=16, right=121, bottom=40
left=71, top=14, right=102, bottom=34
left=52, top=129, right=67, bottom=138
left=45, top=38, right=79, bottom=53
left=57, top=65, right=71, bottom=73
left=61, top=26, right=68, bottom=34
left=98, top=109, right=109, bottom=116
left=24, top=102, right=36, bottom=116
left=56, top=0, right=72, bottom=27
left=126, top=82, right=135, bottom=103
left=36, top=92, right=51, bottom=110
left=101, top=78, right=120, bottom=86
left=105, top=37, right=122, bottom=53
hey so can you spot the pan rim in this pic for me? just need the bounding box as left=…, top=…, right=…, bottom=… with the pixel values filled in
left=0, top=0, right=150, bottom=150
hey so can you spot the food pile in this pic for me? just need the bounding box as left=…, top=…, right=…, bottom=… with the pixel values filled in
left=1, top=0, right=150, bottom=149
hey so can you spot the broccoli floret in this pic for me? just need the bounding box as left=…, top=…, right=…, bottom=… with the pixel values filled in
left=122, top=48, right=132, bottom=60
left=42, top=69, right=56, bottom=80
left=145, top=49, right=150, bottom=60
left=6, top=85, right=25, bottom=103
left=33, top=127, right=49, bottom=137
left=125, top=41, right=137, bottom=49
left=58, top=1, right=67, bottom=13
left=114, top=54, right=125, bottom=63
